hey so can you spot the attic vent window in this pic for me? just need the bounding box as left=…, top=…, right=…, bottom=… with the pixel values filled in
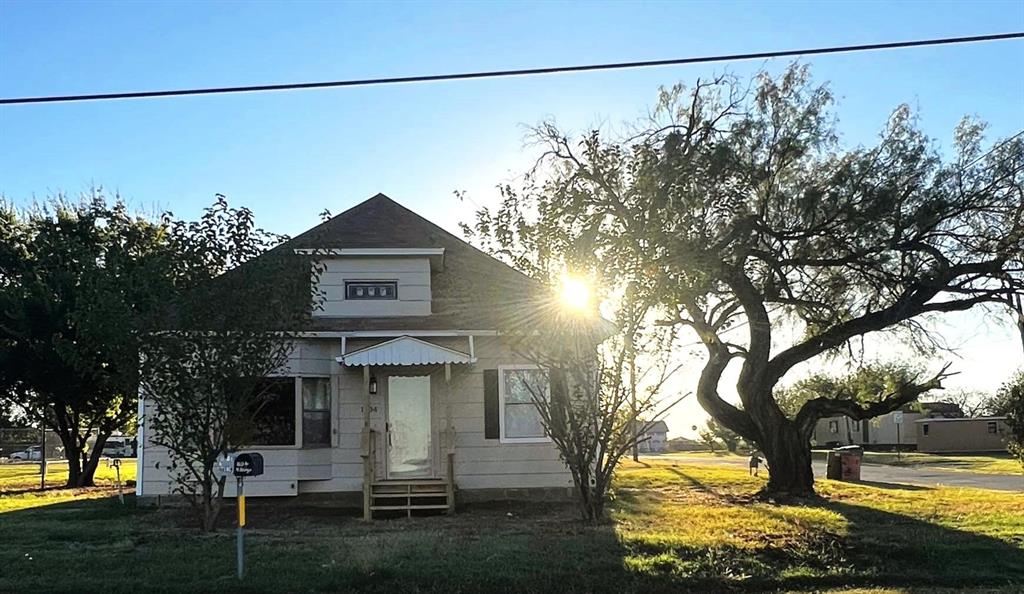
left=345, top=281, right=397, bottom=300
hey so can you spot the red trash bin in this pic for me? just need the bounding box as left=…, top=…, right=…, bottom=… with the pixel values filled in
left=830, top=446, right=863, bottom=482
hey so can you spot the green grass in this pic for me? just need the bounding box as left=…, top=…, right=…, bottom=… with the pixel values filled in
left=0, top=457, right=1021, bottom=593
left=662, top=449, right=1022, bottom=475
left=855, top=452, right=1020, bottom=475
left=0, top=459, right=136, bottom=513
left=658, top=450, right=746, bottom=458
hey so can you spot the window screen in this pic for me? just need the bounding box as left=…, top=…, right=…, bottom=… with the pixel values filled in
left=501, top=367, right=549, bottom=440
left=302, top=378, right=331, bottom=447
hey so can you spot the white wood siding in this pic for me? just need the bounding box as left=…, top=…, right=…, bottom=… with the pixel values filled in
left=139, top=341, right=344, bottom=498
left=139, top=336, right=573, bottom=499
left=314, top=257, right=431, bottom=317
left=444, top=336, right=573, bottom=490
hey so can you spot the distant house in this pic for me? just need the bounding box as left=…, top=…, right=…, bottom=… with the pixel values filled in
left=666, top=436, right=704, bottom=452
left=916, top=417, right=1010, bottom=453
left=138, top=194, right=577, bottom=518
left=813, top=402, right=963, bottom=448
left=637, top=421, right=669, bottom=453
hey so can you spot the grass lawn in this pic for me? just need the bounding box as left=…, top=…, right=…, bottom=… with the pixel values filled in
left=0, top=459, right=136, bottom=513
left=0, top=457, right=1021, bottom=593
left=849, top=451, right=1021, bottom=475
left=667, top=449, right=1022, bottom=475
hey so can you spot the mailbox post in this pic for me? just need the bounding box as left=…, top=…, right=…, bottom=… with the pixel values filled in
left=232, top=452, right=264, bottom=579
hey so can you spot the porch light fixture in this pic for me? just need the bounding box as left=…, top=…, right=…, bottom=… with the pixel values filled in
left=368, top=376, right=378, bottom=394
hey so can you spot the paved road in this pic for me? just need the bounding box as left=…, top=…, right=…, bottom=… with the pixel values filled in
left=653, top=454, right=1024, bottom=492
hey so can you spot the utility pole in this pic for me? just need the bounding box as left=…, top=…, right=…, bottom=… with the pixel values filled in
left=39, top=412, right=47, bottom=490
left=630, top=340, right=638, bottom=462
left=626, top=282, right=639, bottom=462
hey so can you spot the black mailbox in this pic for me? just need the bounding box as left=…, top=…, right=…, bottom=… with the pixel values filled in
left=233, top=453, right=264, bottom=477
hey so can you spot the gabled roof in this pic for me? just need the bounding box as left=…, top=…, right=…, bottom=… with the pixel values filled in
left=280, top=193, right=541, bottom=331
left=645, top=420, right=669, bottom=434
left=338, top=336, right=474, bottom=366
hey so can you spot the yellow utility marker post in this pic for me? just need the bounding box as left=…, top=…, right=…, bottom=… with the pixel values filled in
left=232, top=453, right=264, bottom=580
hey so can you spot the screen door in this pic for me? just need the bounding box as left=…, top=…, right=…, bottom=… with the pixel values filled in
left=386, top=376, right=432, bottom=479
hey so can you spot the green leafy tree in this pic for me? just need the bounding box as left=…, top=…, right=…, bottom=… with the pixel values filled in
left=0, top=194, right=173, bottom=486
left=464, top=192, right=687, bottom=521
left=773, top=384, right=817, bottom=420
left=986, top=369, right=1024, bottom=417
left=140, top=197, right=322, bottom=531
left=0, top=400, right=24, bottom=428
left=697, top=425, right=718, bottom=453
left=702, top=418, right=741, bottom=453
left=469, top=64, right=1022, bottom=497
left=1001, top=372, right=1024, bottom=473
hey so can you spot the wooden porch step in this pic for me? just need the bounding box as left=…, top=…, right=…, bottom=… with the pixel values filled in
left=371, top=492, right=446, bottom=499
left=371, top=480, right=446, bottom=486
left=370, top=504, right=451, bottom=511
left=368, top=479, right=454, bottom=518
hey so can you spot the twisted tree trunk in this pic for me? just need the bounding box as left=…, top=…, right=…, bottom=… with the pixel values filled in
left=759, top=422, right=815, bottom=497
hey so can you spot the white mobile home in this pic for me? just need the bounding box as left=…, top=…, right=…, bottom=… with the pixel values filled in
left=137, top=194, right=574, bottom=517
left=813, top=402, right=963, bottom=448
left=916, top=417, right=1010, bottom=453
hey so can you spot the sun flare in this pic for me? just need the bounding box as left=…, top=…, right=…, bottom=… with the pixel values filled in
left=558, top=273, right=593, bottom=315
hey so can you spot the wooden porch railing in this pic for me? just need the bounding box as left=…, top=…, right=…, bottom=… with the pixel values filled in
left=442, top=428, right=456, bottom=515
left=361, top=427, right=376, bottom=521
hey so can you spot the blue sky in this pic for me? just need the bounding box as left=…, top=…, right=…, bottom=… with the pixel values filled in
left=2, top=1, right=1022, bottom=435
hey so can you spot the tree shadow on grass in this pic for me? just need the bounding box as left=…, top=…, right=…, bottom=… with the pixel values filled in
left=663, top=466, right=757, bottom=504
left=854, top=479, right=932, bottom=491
left=2, top=483, right=1022, bottom=594
left=650, top=468, right=1024, bottom=591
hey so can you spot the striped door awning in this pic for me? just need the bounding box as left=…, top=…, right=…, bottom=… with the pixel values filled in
left=337, top=335, right=475, bottom=366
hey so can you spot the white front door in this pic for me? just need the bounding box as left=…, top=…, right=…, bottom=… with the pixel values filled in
left=386, top=376, right=432, bottom=479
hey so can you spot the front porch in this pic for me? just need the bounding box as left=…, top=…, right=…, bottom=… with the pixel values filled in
left=340, top=335, right=474, bottom=519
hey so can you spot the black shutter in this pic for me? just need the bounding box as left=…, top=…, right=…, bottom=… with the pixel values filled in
left=484, top=369, right=500, bottom=439
left=549, top=368, right=568, bottom=430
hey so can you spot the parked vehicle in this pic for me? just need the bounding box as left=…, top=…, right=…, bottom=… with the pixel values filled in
left=9, top=446, right=43, bottom=461
left=101, top=436, right=135, bottom=458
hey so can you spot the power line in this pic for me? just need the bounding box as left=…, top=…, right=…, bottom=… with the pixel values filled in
left=2, top=32, right=1022, bottom=106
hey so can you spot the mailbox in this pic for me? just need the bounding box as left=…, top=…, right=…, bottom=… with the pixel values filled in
left=233, top=453, right=264, bottom=477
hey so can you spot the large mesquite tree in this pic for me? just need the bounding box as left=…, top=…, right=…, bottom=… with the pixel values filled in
left=472, top=65, right=1023, bottom=496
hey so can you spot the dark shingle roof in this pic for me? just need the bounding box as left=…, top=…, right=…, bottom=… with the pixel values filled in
left=284, top=194, right=540, bottom=331
left=645, top=420, right=669, bottom=434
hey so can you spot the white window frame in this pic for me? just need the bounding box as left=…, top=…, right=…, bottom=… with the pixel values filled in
left=248, top=375, right=332, bottom=450
left=497, top=364, right=552, bottom=444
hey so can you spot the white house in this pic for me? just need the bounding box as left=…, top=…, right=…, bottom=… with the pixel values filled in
left=637, top=420, right=669, bottom=453
left=137, top=194, right=575, bottom=517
